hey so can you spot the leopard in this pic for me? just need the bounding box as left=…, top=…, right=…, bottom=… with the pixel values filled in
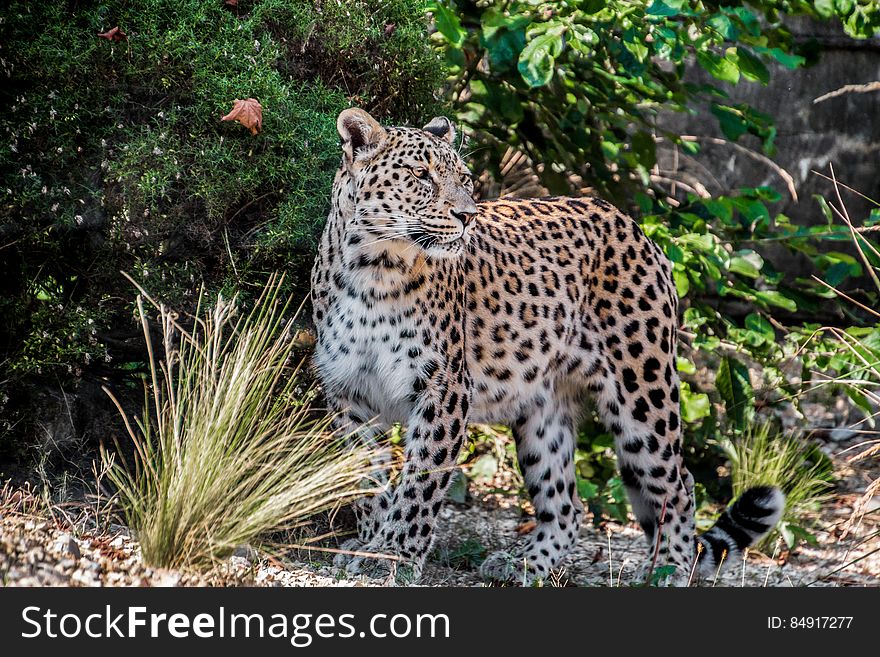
left=311, top=107, right=785, bottom=585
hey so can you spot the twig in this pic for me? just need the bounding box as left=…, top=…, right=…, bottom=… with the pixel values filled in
left=813, top=81, right=880, bottom=104
left=811, top=169, right=880, bottom=207
left=286, top=543, right=401, bottom=561
left=805, top=544, right=880, bottom=586
left=606, top=527, right=613, bottom=587
left=687, top=541, right=703, bottom=586
left=644, top=496, right=668, bottom=586
left=763, top=538, right=782, bottom=587
left=711, top=549, right=727, bottom=587
left=829, top=163, right=880, bottom=291
left=811, top=276, right=880, bottom=319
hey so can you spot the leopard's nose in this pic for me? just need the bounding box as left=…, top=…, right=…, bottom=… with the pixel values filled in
left=450, top=207, right=478, bottom=226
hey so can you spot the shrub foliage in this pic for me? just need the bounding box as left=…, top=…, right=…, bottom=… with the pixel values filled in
left=0, top=0, right=443, bottom=377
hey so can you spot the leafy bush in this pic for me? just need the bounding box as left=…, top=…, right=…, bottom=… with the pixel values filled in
left=430, top=0, right=879, bottom=199
left=426, top=2, right=880, bottom=524
left=0, top=0, right=443, bottom=456
left=103, top=277, right=377, bottom=569
left=0, top=0, right=442, bottom=373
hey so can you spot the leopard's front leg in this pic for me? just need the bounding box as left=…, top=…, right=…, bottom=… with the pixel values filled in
left=345, top=362, right=469, bottom=582
left=327, top=401, right=394, bottom=568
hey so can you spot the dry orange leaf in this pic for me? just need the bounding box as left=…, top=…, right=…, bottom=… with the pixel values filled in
left=292, top=329, right=317, bottom=350
left=516, top=519, right=537, bottom=535
left=97, top=26, right=127, bottom=42
left=221, top=98, right=262, bottom=136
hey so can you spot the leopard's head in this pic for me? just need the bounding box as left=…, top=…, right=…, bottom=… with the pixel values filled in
left=336, top=108, right=478, bottom=260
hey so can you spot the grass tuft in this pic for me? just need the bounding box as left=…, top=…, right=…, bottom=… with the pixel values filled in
left=102, top=275, right=377, bottom=570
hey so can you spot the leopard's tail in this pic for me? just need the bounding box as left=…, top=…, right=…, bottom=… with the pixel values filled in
left=695, top=486, right=785, bottom=575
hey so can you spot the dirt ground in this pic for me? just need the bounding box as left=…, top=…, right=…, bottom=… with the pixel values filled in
left=2, top=419, right=878, bottom=587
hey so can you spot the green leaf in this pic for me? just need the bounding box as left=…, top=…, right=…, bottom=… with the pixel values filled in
left=734, top=47, right=770, bottom=85
left=696, top=50, right=740, bottom=84
left=846, top=387, right=875, bottom=418
left=715, top=356, right=754, bottom=430
left=814, top=0, right=835, bottom=19
left=580, top=0, right=607, bottom=15
left=645, top=0, right=681, bottom=17
left=708, top=13, right=738, bottom=40
left=576, top=477, right=599, bottom=500
left=814, top=194, right=834, bottom=225
left=517, top=25, right=566, bottom=88
left=825, top=262, right=853, bottom=287
left=728, top=7, right=761, bottom=37
left=729, top=249, right=764, bottom=278
left=650, top=565, right=678, bottom=585
left=745, top=313, right=775, bottom=342
left=673, top=268, right=690, bottom=297
left=711, top=104, right=748, bottom=141
left=446, top=468, right=468, bottom=503
left=676, top=357, right=697, bottom=374
left=631, top=130, right=657, bottom=168
left=703, top=198, right=733, bottom=224
left=779, top=521, right=796, bottom=548
left=761, top=47, right=805, bottom=69
left=677, top=233, right=716, bottom=254
left=429, top=2, right=466, bottom=47
left=680, top=382, right=711, bottom=423
left=481, top=9, right=530, bottom=41
left=755, top=290, right=797, bottom=312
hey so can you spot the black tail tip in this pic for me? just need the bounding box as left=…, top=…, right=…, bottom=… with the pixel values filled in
left=696, top=486, right=786, bottom=575
left=732, top=485, right=786, bottom=530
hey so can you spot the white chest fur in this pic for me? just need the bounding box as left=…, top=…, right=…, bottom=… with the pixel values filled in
left=314, top=284, right=426, bottom=423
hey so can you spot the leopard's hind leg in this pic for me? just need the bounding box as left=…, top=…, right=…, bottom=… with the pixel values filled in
left=590, top=318, right=696, bottom=584
left=480, top=388, right=583, bottom=584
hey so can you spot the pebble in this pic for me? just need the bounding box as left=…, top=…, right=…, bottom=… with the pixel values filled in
left=53, top=534, right=81, bottom=559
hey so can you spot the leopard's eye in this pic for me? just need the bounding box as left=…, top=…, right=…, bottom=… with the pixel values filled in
left=410, top=166, right=431, bottom=182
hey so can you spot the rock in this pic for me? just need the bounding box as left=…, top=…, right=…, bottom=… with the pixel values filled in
left=228, top=555, right=251, bottom=570
left=828, top=428, right=856, bottom=442
left=53, top=533, right=81, bottom=560
left=154, top=571, right=181, bottom=587
left=232, top=545, right=258, bottom=562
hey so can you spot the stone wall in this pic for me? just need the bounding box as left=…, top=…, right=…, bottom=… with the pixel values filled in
left=658, top=18, right=880, bottom=228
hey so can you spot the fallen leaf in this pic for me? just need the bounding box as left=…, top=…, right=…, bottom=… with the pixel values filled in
left=224, top=0, right=239, bottom=6
left=97, top=27, right=127, bottom=42
left=221, top=98, right=263, bottom=136
left=516, top=519, right=537, bottom=535
left=292, top=329, right=316, bottom=349
left=384, top=23, right=396, bottom=38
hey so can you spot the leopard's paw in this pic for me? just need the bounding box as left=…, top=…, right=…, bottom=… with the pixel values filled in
left=332, top=538, right=365, bottom=569
left=344, top=540, right=421, bottom=585
left=480, top=549, right=541, bottom=586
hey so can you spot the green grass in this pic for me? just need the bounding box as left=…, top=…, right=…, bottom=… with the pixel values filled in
left=102, top=276, right=378, bottom=570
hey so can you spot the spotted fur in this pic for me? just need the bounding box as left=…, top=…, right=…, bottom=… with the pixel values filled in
left=311, top=109, right=784, bottom=584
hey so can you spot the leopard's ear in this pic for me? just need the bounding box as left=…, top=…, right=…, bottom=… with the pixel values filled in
left=337, top=108, right=387, bottom=163
left=423, top=116, right=456, bottom=144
